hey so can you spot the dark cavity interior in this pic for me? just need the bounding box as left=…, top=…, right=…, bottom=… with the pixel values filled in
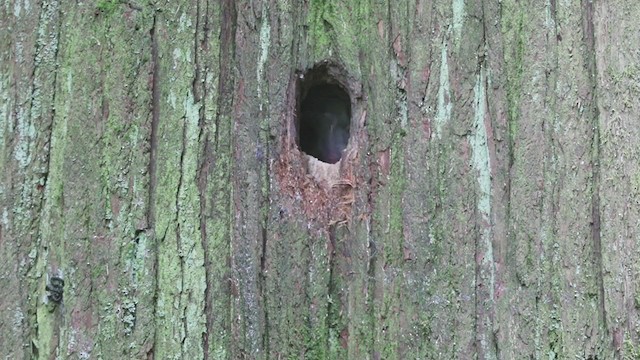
left=299, top=84, right=351, bottom=164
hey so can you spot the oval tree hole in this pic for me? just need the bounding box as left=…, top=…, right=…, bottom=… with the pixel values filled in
left=298, top=69, right=351, bottom=164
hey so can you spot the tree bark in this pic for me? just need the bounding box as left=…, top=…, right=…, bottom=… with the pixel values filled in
left=1, top=0, right=639, bottom=359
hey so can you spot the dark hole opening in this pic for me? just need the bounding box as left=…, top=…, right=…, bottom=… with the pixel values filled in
left=299, top=83, right=351, bottom=164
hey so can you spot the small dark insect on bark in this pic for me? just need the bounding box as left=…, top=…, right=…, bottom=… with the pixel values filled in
left=46, top=276, right=65, bottom=303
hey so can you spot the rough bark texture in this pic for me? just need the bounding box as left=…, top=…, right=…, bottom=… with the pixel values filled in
left=1, top=0, right=639, bottom=359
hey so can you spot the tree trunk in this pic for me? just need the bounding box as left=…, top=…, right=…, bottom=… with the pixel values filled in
left=1, top=0, right=639, bottom=359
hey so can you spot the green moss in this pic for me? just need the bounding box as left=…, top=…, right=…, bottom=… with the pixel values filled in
left=96, top=0, right=123, bottom=14
left=305, top=0, right=370, bottom=74
left=307, top=0, right=333, bottom=54
left=546, top=308, right=563, bottom=359
left=623, top=337, right=640, bottom=359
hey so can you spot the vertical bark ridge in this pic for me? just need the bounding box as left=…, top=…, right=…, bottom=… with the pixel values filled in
left=17, top=0, right=63, bottom=357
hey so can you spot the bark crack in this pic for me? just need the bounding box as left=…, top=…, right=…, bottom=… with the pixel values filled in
left=193, top=0, right=214, bottom=356
left=176, top=116, right=188, bottom=356
left=39, top=0, right=63, bottom=198
left=148, top=10, right=161, bottom=355
left=259, top=224, right=269, bottom=354
left=325, top=225, right=337, bottom=350
left=581, top=0, right=606, bottom=336
left=148, top=13, right=160, bottom=229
